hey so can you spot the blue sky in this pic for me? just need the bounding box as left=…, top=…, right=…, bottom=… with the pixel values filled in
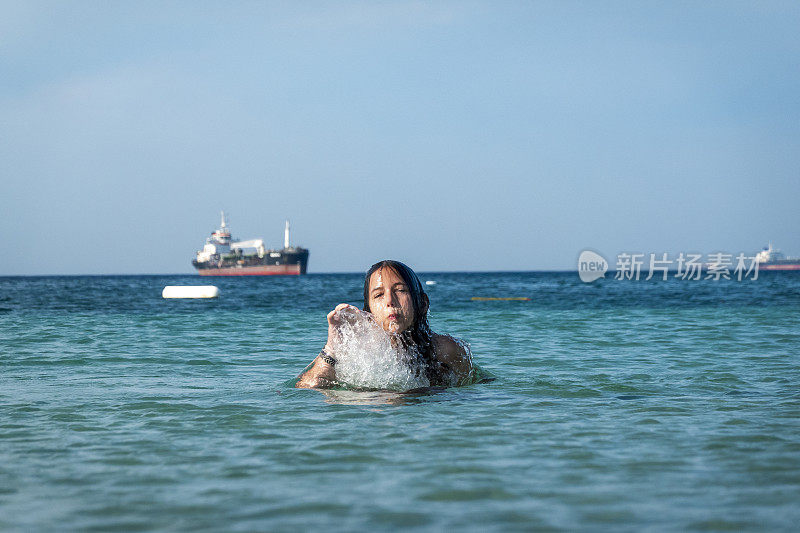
left=2, top=1, right=799, bottom=274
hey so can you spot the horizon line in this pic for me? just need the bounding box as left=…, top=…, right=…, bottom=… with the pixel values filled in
left=0, top=269, right=579, bottom=277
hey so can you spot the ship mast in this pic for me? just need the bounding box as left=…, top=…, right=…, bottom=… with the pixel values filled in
left=284, top=219, right=290, bottom=249
left=220, top=211, right=227, bottom=229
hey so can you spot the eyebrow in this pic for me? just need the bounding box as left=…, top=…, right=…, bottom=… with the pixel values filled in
left=371, top=282, right=406, bottom=293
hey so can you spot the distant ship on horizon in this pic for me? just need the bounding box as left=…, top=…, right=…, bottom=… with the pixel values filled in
left=755, top=242, right=800, bottom=271
left=192, top=212, right=309, bottom=276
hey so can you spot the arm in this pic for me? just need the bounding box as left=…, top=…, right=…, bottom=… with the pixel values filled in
left=295, top=303, right=358, bottom=389
left=295, top=352, right=336, bottom=388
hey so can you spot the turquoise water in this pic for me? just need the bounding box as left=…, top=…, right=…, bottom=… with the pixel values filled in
left=1, top=272, right=799, bottom=531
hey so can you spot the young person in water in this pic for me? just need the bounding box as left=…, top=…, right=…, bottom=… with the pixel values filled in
left=296, top=260, right=473, bottom=389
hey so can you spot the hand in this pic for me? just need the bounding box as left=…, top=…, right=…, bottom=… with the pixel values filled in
left=326, top=304, right=357, bottom=349
left=325, top=304, right=376, bottom=349
left=327, top=303, right=357, bottom=327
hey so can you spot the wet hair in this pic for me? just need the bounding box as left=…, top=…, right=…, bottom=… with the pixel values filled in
left=363, top=260, right=440, bottom=384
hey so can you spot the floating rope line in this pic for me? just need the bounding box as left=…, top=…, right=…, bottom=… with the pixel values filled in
left=470, top=297, right=530, bottom=301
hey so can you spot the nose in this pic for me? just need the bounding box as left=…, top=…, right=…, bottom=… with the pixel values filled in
left=382, top=290, right=396, bottom=307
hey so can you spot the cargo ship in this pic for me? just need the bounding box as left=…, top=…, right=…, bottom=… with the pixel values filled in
left=192, top=212, right=309, bottom=276
left=755, top=242, right=800, bottom=271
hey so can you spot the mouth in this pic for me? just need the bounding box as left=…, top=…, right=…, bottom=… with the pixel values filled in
left=387, top=313, right=399, bottom=321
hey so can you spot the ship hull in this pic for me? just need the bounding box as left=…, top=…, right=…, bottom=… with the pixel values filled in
left=193, top=248, right=309, bottom=276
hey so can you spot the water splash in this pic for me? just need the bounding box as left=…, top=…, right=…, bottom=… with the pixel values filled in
left=328, top=307, right=430, bottom=391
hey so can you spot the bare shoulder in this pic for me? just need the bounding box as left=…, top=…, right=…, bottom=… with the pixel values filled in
left=432, top=333, right=472, bottom=370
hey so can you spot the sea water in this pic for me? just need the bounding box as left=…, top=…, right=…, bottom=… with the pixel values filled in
left=1, top=272, right=799, bottom=531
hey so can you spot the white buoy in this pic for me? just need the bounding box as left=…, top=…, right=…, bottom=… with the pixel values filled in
left=425, top=280, right=437, bottom=286
left=162, top=286, right=219, bottom=299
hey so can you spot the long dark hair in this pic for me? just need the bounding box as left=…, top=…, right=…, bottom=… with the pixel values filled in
left=363, top=260, right=439, bottom=384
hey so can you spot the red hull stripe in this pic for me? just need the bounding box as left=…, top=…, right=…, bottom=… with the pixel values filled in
left=760, top=264, right=800, bottom=271
left=197, top=265, right=301, bottom=276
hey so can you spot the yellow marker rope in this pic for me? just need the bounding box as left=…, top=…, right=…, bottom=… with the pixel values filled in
left=470, top=297, right=530, bottom=301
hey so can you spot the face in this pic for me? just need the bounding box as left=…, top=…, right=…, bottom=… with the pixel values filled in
left=367, top=267, right=415, bottom=333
